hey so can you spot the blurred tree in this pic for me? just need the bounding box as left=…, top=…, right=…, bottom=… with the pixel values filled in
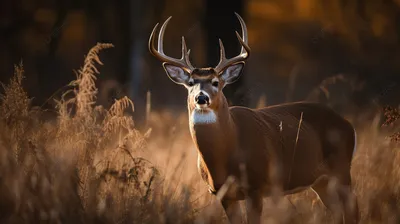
left=129, top=0, right=166, bottom=128
left=204, top=0, right=248, bottom=106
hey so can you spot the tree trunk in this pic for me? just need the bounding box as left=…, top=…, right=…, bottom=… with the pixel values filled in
left=129, top=0, right=165, bottom=128
left=204, top=0, right=247, bottom=106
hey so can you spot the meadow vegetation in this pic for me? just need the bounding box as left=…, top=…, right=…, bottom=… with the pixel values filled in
left=0, top=43, right=399, bottom=223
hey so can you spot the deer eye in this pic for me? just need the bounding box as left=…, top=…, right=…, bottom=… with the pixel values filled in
left=212, top=81, right=219, bottom=87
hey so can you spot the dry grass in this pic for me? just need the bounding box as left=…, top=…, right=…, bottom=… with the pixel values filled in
left=0, top=43, right=400, bottom=223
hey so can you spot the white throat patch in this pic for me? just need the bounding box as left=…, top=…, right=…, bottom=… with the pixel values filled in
left=191, top=109, right=217, bottom=124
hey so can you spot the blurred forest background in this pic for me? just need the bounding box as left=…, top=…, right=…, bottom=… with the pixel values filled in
left=1, top=0, right=400, bottom=127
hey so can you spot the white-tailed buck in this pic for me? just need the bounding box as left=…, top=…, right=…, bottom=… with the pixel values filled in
left=149, top=13, right=359, bottom=224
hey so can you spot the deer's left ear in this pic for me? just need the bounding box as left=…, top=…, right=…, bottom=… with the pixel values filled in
left=219, top=62, right=245, bottom=86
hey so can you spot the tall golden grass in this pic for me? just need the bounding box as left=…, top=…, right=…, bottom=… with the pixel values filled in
left=0, top=43, right=399, bottom=223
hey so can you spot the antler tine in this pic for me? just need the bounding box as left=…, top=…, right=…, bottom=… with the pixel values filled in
left=218, top=39, right=226, bottom=62
left=182, top=36, right=194, bottom=69
left=157, top=16, right=172, bottom=54
left=215, top=13, right=251, bottom=74
left=149, top=23, right=160, bottom=56
left=148, top=16, right=194, bottom=73
left=235, top=12, right=250, bottom=55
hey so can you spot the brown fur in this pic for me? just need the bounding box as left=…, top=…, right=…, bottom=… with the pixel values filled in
left=191, top=68, right=216, bottom=76
left=155, top=65, right=359, bottom=223
left=149, top=14, right=358, bottom=223
left=189, top=92, right=359, bottom=224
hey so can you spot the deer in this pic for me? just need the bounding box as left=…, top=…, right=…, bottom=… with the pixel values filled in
left=148, top=13, right=359, bottom=224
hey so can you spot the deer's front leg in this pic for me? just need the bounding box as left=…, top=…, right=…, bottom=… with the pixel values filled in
left=221, top=198, right=243, bottom=224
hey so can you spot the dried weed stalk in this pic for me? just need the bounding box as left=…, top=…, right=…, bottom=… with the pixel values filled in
left=103, top=96, right=135, bottom=134
left=71, top=42, right=114, bottom=117
left=0, top=62, right=33, bottom=163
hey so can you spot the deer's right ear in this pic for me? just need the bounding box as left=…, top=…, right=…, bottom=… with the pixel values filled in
left=163, top=63, right=190, bottom=85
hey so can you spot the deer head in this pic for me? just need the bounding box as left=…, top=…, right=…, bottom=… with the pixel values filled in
left=149, top=13, right=250, bottom=125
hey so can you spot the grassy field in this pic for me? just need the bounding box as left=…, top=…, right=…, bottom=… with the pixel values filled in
left=0, top=43, right=399, bottom=224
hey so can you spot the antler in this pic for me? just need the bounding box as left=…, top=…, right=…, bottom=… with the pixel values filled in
left=148, top=16, right=194, bottom=73
left=214, top=12, right=251, bottom=74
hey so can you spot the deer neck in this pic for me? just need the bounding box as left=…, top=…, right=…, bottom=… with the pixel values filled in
left=188, top=95, right=237, bottom=188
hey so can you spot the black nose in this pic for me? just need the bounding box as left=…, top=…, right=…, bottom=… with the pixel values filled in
left=195, top=94, right=209, bottom=105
